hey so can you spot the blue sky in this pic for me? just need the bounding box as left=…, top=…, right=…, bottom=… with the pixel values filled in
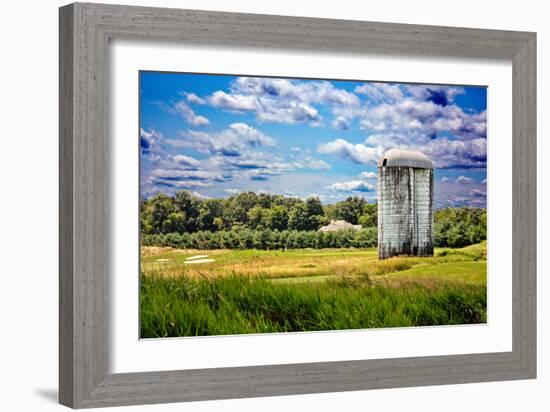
left=140, top=71, right=487, bottom=208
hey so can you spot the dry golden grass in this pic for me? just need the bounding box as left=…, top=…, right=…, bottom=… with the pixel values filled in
left=140, top=246, right=175, bottom=257
left=141, top=248, right=375, bottom=278
left=140, top=245, right=486, bottom=286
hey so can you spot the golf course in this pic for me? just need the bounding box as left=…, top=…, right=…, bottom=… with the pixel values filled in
left=140, top=241, right=487, bottom=337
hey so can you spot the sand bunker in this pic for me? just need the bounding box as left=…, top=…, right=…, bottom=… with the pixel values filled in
left=185, top=255, right=209, bottom=261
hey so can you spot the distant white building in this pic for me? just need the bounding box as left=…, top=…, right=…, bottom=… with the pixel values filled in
left=318, top=220, right=362, bottom=232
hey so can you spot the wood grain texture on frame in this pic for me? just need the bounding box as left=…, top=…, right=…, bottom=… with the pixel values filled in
left=59, top=2, right=536, bottom=408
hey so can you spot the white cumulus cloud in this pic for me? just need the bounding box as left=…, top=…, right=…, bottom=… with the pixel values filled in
left=332, top=116, right=350, bottom=130
left=169, top=123, right=276, bottom=157
left=200, top=77, right=362, bottom=127
left=317, top=138, right=383, bottom=164
left=184, top=92, right=206, bottom=105
left=224, top=188, right=241, bottom=195
left=326, top=180, right=375, bottom=193
left=469, top=189, right=486, bottom=197
left=209, top=90, right=257, bottom=112
left=172, top=100, right=209, bottom=126
left=171, top=154, right=201, bottom=169
left=358, top=171, right=377, bottom=179
left=456, top=175, right=474, bottom=183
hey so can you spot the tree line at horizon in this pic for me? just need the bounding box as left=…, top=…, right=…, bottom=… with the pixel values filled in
left=141, top=190, right=375, bottom=234
left=141, top=190, right=486, bottom=249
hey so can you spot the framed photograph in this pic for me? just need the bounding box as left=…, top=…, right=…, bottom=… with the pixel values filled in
left=59, top=2, right=536, bottom=408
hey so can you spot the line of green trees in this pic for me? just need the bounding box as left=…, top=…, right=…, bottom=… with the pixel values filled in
left=141, top=191, right=376, bottom=235
left=434, top=207, right=486, bottom=248
left=142, top=228, right=377, bottom=250
left=141, top=190, right=487, bottom=249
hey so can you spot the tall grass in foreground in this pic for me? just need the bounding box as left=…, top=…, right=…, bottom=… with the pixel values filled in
left=140, top=274, right=486, bottom=338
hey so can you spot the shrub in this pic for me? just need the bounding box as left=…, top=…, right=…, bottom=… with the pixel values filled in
left=142, top=228, right=378, bottom=250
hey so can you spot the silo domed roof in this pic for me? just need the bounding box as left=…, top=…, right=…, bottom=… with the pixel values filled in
left=378, top=148, right=433, bottom=169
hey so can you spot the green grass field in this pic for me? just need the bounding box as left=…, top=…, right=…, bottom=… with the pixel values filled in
left=140, top=242, right=487, bottom=337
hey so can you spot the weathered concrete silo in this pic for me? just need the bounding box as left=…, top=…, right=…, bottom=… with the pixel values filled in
left=377, top=149, right=434, bottom=259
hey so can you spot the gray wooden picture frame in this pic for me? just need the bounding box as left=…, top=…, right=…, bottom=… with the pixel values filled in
left=59, top=2, right=536, bottom=408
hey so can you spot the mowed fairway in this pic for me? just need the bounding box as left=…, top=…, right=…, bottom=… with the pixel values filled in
left=141, top=243, right=486, bottom=284
left=140, top=242, right=487, bottom=337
